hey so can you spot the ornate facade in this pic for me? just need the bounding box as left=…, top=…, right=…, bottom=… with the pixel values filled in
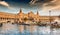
left=0, top=9, right=59, bottom=23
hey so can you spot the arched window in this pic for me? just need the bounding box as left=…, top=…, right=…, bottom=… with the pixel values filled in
left=0, top=17, right=2, bottom=20
left=6, top=18, right=9, bottom=20
left=24, top=17, right=28, bottom=21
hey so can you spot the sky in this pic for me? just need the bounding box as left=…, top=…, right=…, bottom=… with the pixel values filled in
left=0, top=0, right=60, bottom=16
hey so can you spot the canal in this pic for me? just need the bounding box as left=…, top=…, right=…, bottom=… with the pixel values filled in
left=0, top=23, right=60, bottom=35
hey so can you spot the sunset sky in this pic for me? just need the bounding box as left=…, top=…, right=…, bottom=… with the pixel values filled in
left=0, top=0, right=60, bottom=16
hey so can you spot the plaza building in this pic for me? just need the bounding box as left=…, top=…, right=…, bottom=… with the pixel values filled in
left=0, top=9, right=59, bottom=23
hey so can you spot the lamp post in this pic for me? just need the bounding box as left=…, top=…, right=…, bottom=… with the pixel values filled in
left=49, top=10, right=51, bottom=23
left=49, top=10, right=53, bottom=35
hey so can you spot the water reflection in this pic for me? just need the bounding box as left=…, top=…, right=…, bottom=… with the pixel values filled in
left=0, top=23, right=20, bottom=35
left=0, top=23, right=60, bottom=35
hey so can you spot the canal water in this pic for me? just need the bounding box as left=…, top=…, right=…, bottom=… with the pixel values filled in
left=0, top=23, right=60, bottom=35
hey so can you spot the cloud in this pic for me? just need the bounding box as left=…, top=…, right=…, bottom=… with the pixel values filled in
left=29, top=0, right=54, bottom=5
left=0, top=1, right=14, bottom=9
left=29, top=0, right=60, bottom=11
left=43, top=0, right=60, bottom=11
left=0, top=1, right=9, bottom=7
left=29, top=0, right=38, bottom=5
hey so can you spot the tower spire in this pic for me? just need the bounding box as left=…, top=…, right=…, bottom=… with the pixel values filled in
left=20, top=8, right=22, bottom=13
left=37, top=11, right=39, bottom=15
left=18, top=8, right=23, bottom=15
